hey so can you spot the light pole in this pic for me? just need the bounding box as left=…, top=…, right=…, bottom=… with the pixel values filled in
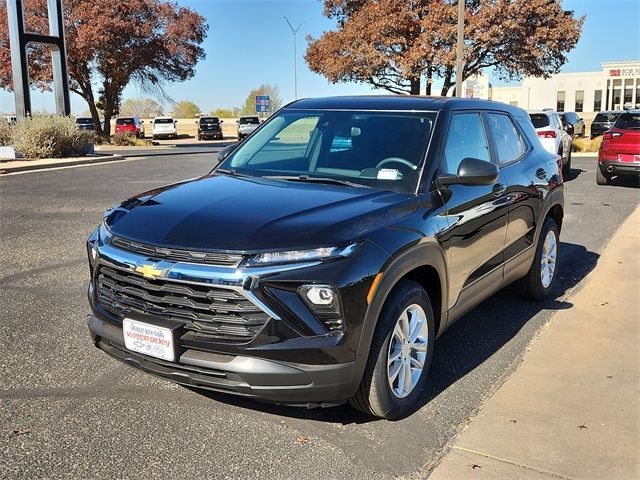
left=455, top=0, right=465, bottom=97
left=282, top=16, right=304, bottom=100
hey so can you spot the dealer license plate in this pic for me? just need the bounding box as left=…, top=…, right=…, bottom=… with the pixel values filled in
left=123, top=319, right=175, bottom=362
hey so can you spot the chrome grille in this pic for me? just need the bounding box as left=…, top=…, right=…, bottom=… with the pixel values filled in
left=110, top=236, right=242, bottom=266
left=96, top=265, right=269, bottom=340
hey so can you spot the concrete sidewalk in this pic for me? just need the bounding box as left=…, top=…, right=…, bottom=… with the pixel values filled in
left=428, top=207, right=640, bottom=480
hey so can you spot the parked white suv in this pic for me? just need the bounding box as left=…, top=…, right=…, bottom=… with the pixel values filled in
left=152, top=117, right=177, bottom=140
left=237, top=116, right=260, bottom=141
left=529, top=110, right=572, bottom=173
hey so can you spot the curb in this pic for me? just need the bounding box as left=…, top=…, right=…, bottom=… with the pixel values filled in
left=0, top=154, right=125, bottom=174
left=95, top=145, right=176, bottom=150
left=572, top=152, right=598, bottom=157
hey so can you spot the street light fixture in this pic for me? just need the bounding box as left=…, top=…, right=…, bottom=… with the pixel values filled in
left=282, top=16, right=305, bottom=100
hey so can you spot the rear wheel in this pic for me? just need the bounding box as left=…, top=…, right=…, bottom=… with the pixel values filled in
left=514, top=218, right=559, bottom=300
left=563, top=149, right=572, bottom=174
left=596, top=167, right=610, bottom=185
left=350, top=280, right=434, bottom=419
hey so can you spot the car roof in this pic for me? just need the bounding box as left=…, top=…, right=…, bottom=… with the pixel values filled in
left=286, top=95, right=528, bottom=117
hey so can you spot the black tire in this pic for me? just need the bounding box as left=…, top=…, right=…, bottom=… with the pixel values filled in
left=350, top=280, right=435, bottom=419
left=596, top=167, right=610, bottom=185
left=514, top=218, right=559, bottom=301
left=563, top=149, right=572, bottom=175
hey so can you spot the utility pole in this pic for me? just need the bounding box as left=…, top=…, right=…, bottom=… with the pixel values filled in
left=455, top=0, right=465, bottom=97
left=282, top=16, right=304, bottom=100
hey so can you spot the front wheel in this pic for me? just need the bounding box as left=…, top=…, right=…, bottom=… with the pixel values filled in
left=350, top=280, right=435, bottom=419
left=514, top=218, right=559, bottom=300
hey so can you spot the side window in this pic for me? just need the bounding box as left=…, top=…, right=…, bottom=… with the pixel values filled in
left=486, top=113, right=526, bottom=165
left=442, top=113, right=490, bottom=174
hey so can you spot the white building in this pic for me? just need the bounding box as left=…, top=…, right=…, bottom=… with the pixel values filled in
left=464, top=60, right=640, bottom=115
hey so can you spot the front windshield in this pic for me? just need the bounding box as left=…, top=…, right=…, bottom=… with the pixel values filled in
left=220, top=109, right=437, bottom=193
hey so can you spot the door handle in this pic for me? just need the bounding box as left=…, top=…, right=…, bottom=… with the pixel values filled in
left=492, top=183, right=507, bottom=197
left=536, top=168, right=547, bottom=180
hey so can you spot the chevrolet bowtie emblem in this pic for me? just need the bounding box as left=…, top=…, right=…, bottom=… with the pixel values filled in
left=134, top=264, right=165, bottom=280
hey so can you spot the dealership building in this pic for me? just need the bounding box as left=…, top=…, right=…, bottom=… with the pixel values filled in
left=463, top=61, right=640, bottom=119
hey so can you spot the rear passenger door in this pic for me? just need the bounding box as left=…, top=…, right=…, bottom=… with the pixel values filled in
left=484, top=112, right=546, bottom=280
left=438, top=112, right=510, bottom=317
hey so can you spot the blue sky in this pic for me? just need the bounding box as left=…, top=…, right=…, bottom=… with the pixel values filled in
left=1, top=0, right=639, bottom=114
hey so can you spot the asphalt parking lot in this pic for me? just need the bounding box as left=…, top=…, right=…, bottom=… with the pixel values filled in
left=1, top=149, right=638, bottom=479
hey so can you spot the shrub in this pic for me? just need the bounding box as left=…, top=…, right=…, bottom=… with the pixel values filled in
left=10, top=115, right=94, bottom=158
left=110, top=132, right=153, bottom=146
left=572, top=136, right=602, bottom=153
left=0, top=121, right=12, bottom=146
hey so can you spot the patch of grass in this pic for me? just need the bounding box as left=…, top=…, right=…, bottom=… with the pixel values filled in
left=573, top=136, right=602, bottom=153
left=110, top=133, right=153, bottom=147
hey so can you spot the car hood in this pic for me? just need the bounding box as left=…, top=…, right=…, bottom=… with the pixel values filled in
left=104, top=174, right=417, bottom=252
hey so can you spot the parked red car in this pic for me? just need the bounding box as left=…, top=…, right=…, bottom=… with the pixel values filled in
left=597, top=110, right=640, bottom=185
left=114, top=117, right=144, bottom=138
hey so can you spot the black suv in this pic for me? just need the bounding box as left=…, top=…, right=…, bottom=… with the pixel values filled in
left=558, top=112, right=585, bottom=137
left=197, top=116, right=224, bottom=140
left=590, top=111, right=621, bottom=138
left=86, top=96, right=564, bottom=419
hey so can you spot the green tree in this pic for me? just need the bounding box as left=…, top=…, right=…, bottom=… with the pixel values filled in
left=210, top=108, right=236, bottom=118
left=240, top=84, right=283, bottom=115
left=121, top=98, right=163, bottom=118
left=172, top=100, right=201, bottom=118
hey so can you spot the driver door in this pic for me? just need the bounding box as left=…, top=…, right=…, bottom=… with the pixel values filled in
left=437, top=112, right=510, bottom=322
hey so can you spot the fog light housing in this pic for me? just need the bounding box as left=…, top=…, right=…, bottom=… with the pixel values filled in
left=304, top=286, right=335, bottom=305
left=298, top=285, right=343, bottom=332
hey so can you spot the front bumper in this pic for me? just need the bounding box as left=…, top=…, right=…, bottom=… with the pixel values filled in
left=88, top=314, right=357, bottom=405
left=86, top=229, right=390, bottom=405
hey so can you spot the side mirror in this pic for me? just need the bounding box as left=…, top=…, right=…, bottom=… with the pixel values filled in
left=235, top=120, right=239, bottom=124
left=195, top=120, right=198, bottom=124
left=217, top=143, right=239, bottom=163
left=438, top=158, right=499, bottom=186
left=140, top=120, right=144, bottom=124
left=220, top=120, right=224, bottom=124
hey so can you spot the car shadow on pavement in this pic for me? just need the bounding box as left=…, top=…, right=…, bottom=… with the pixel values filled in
left=563, top=167, right=585, bottom=182
left=605, top=175, right=640, bottom=189
left=190, top=241, right=599, bottom=425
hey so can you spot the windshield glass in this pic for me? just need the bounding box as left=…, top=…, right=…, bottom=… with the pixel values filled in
left=614, top=112, right=640, bottom=130
left=154, top=118, right=174, bottom=124
left=220, top=109, right=437, bottom=193
left=76, top=118, right=92, bottom=124
left=529, top=114, right=550, bottom=128
left=200, top=117, right=219, bottom=124
left=116, top=118, right=135, bottom=125
left=239, top=117, right=260, bottom=125
left=594, top=112, right=619, bottom=123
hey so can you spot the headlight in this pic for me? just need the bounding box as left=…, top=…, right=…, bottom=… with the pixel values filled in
left=246, top=243, right=359, bottom=266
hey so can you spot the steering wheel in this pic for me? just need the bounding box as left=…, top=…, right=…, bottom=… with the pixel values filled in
left=376, top=157, right=417, bottom=171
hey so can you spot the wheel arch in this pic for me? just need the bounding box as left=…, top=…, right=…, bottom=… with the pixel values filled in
left=355, top=242, right=448, bottom=373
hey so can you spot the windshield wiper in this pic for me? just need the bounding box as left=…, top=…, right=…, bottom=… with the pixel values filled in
left=262, top=175, right=371, bottom=189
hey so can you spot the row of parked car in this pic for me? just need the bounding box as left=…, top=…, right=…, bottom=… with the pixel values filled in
left=75, top=115, right=263, bottom=141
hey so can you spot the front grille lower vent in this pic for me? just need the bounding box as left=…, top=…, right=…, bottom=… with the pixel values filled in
left=96, top=266, right=269, bottom=340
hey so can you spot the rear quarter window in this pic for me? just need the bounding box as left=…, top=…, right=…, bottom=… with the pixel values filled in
left=614, top=113, right=640, bottom=130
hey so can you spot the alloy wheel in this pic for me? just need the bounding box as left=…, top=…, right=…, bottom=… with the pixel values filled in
left=387, top=304, right=429, bottom=398
left=540, top=229, right=557, bottom=288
